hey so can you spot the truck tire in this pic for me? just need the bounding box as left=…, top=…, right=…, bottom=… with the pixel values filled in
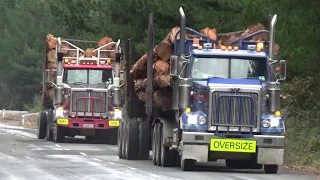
left=46, top=109, right=53, bottom=141
left=264, top=165, right=278, bottom=174
left=125, top=121, right=139, bottom=160
left=122, top=121, right=128, bottom=159
left=118, top=122, right=124, bottom=159
left=53, top=124, right=65, bottom=143
left=181, top=159, right=196, bottom=171
left=155, top=123, right=162, bottom=166
left=152, top=123, right=157, bottom=165
left=138, top=121, right=150, bottom=160
left=37, top=111, right=47, bottom=139
left=159, top=123, right=176, bottom=167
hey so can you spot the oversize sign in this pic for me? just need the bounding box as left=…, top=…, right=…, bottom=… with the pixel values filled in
left=210, top=138, right=256, bottom=153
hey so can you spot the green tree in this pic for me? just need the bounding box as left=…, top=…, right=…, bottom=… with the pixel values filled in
left=0, top=0, right=67, bottom=109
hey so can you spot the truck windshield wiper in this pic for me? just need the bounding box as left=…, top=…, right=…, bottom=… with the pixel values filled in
left=72, top=82, right=86, bottom=85
left=70, top=82, right=87, bottom=87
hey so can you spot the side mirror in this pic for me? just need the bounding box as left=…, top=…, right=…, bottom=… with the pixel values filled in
left=170, top=55, right=178, bottom=76
left=277, top=60, right=286, bottom=81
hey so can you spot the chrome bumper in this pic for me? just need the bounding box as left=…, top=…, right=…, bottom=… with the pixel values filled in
left=181, top=132, right=284, bottom=165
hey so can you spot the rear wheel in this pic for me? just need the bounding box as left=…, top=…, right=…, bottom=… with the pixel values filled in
left=118, top=122, right=124, bottom=159
left=264, top=165, right=278, bottom=174
left=159, top=123, right=176, bottom=167
left=138, top=121, right=150, bottom=160
left=125, top=121, right=139, bottom=160
left=152, top=123, right=158, bottom=165
left=122, top=121, right=128, bottom=159
left=155, top=123, right=162, bottom=166
left=46, top=109, right=53, bottom=141
left=37, top=111, right=47, bottom=139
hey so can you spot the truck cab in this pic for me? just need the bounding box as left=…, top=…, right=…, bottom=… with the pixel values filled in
left=38, top=37, right=123, bottom=144
left=168, top=9, right=287, bottom=173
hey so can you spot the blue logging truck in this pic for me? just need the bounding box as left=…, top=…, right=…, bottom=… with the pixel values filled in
left=117, top=7, right=287, bottom=174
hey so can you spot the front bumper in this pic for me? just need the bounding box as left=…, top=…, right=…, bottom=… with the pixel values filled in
left=181, top=132, right=284, bottom=165
left=55, top=118, right=120, bottom=129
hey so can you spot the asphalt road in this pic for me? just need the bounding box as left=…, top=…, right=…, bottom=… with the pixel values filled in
left=0, top=123, right=318, bottom=180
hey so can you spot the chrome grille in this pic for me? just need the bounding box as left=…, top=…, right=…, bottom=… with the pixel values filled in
left=211, top=91, right=258, bottom=127
left=71, top=90, right=107, bottom=114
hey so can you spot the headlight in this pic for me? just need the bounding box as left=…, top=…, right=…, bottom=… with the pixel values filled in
left=197, top=116, right=206, bottom=125
left=55, top=109, right=64, bottom=118
left=108, top=111, right=115, bottom=118
left=261, top=119, right=281, bottom=128
left=270, top=118, right=280, bottom=128
left=261, top=119, right=270, bottom=128
left=114, top=111, right=122, bottom=119
left=71, top=112, right=76, bottom=118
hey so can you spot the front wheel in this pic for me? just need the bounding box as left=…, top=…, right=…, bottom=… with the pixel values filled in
left=181, top=159, right=196, bottom=171
left=37, top=111, right=47, bottom=139
left=53, top=124, right=65, bottom=143
left=264, top=165, right=278, bottom=174
left=46, top=109, right=53, bottom=141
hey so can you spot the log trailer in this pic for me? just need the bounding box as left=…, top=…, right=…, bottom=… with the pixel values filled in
left=118, top=7, right=286, bottom=174
left=37, top=37, right=123, bottom=144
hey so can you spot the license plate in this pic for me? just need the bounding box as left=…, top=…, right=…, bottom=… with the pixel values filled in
left=210, top=138, right=256, bottom=153
left=84, top=124, right=94, bottom=128
left=57, top=119, right=69, bottom=125
left=108, top=120, right=120, bottom=127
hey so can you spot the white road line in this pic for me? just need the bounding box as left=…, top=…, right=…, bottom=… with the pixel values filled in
left=0, top=129, right=37, bottom=139
left=55, top=144, right=61, bottom=147
left=128, top=167, right=137, bottom=170
left=150, top=174, right=161, bottom=178
left=92, top=158, right=102, bottom=162
left=80, top=152, right=87, bottom=156
left=232, top=175, right=260, bottom=180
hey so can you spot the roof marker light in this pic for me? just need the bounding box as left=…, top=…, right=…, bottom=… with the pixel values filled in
left=257, top=42, right=264, bottom=50
left=192, top=38, right=200, bottom=47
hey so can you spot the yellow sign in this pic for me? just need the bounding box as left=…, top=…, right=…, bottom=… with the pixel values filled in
left=109, top=120, right=120, bottom=127
left=57, top=118, right=69, bottom=125
left=210, top=138, right=256, bottom=153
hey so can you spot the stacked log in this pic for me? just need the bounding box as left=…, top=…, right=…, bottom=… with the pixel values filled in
left=129, top=27, right=190, bottom=110
left=219, top=23, right=280, bottom=54
left=97, top=36, right=115, bottom=59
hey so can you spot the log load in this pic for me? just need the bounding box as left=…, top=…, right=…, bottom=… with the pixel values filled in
left=129, top=23, right=281, bottom=110
left=219, top=23, right=280, bottom=55
left=42, top=34, right=116, bottom=105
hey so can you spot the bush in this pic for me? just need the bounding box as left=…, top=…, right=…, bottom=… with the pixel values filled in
left=282, top=75, right=320, bottom=167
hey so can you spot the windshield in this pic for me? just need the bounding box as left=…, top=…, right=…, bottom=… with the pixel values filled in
left=63, top=69, right=113, bottom=86
left=191, top=57, right=267, bottom=81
